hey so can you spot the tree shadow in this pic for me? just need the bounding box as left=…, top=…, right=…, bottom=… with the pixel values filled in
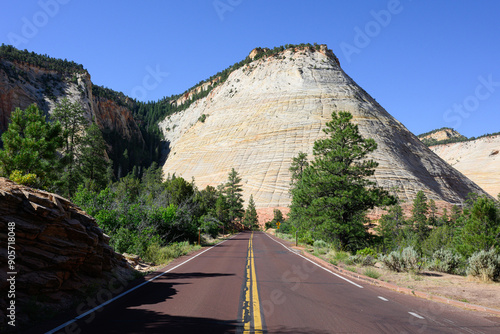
left=29, top=272, right=237, bottom=334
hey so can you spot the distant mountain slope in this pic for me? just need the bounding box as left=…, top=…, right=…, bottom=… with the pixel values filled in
left=159, top=44, right=488, bottom=208
left=428, top=134, right=500, bottom=198
left=0, top=45, right=156, bottom=176
left=418, top=127, right=467, bottom=146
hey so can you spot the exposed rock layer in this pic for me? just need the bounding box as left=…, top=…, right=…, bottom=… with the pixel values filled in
left=0, top=178, right=132, bottom=328
left=0, top=58, right=145, bottom=151
left=160, top=46, right=487, bottom=208
left=419, top=128, right=465, bottom=143
left=429, top=135, right=500, bottom=198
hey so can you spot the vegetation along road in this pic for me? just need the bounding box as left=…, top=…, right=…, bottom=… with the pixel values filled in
left=39, top=232, right=500, bottom=334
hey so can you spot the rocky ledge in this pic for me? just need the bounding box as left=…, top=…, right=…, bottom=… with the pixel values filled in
left=0, top=178, right=133, bottom=330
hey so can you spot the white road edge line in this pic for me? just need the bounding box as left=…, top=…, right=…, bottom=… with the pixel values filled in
left=378, top=296, right=388, bottom=301
left=45, top=235, right=237, bottom=334
left=264, top=233, right=364, bottom=289
left=408, top=312, right=425, bottom=320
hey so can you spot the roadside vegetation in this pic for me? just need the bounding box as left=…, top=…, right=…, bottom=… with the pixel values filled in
left=272, top=110, right=500, bottom=282
left=0, top=105, right=260, bottom=265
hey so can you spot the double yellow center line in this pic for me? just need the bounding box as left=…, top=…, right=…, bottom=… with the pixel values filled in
left=242, top=232, right=263, bottom=333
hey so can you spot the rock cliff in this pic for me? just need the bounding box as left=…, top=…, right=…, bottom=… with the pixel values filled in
left=428, top=135, right=500, bottom=199
left=159, top=45, right=487, bottom=208
left=0, top=56, right=145, bottom=163
left=0, top=177, right=133, bottom=329
left=418, top=127, right=466, bottom=146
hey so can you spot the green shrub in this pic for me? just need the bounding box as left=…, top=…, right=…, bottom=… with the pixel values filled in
left=401, top=246, right=420, bottom=271
left=313, top=240, right=328, bottom=249
left=380, top=247, right=421, bottom=272
left=430, top=248, right=463, bottom=274
left=363, top=267, right=381, bottom=279
left=347, top=254, right=375, bottom=266
left=380, top=251, right=404, bottom=272
left=466, top=249, right=500, bottom=282
left=334, top=251, right=350, bottom=263
left=356, top=247, right=378, bottom=258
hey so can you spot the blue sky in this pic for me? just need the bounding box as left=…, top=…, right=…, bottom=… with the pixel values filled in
left=1, top=0, right=499, bottom=138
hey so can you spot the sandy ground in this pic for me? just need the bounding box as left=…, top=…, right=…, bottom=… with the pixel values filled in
left=371, top=266, right=500, bottom=310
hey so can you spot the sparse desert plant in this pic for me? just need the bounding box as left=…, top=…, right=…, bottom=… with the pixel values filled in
left=430, top=248, right=464, bottom=274
left=401, top=246, right=420, bottom=272
left=313, top=239, right=329, bottom=249
left=380, top=251, right=404, bottom=272
left=466, top=249, right=500, bottom=282
left=363, top=267, right=381, bottom=279
left=334, top=250, right=350, bottom=263
left=380, top=247, right=421, bottom=272
left=347, top=254, right=376, bottom=266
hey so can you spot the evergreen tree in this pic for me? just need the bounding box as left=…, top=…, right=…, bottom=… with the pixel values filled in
left=428, top=198, right=438, bottom=227
left=243, top=195, right=259, bottom=230
left=289, top=152, right=308, bottom=186
left=411, top=191, right=429, bottom=241
left=223, top=168, right=245, bottom=224
left=51, top=98, right=88, bottom=196
left=375, top=203, right=406, bottom=251
left=454, top=195, right=500, bottom=258
left=0, top=104, right=63, bottom=188
left=78, top=123, right=110, bottom=192
left=289, top=111, right=394, bottom=251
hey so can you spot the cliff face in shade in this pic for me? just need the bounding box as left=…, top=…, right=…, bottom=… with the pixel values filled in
left=0, top=58, right=145, bottom=152
left=159, top=45, right=488, bottom=208
left=429, top=135, right=500, bottom=199
left=0, top=177, right=133, bottom=328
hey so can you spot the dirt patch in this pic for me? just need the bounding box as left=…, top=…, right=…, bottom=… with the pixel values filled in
left=371, top=265, right=500, bottom=310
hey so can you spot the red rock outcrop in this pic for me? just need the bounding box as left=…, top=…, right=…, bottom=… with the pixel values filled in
left=0, top=57, right=145, bottom=150
left=0, top=178, right=133, bottom=329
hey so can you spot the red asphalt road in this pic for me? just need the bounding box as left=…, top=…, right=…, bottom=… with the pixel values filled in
left=36, top=232, right=500, bottom=334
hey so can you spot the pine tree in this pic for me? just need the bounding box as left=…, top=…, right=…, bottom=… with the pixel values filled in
left=243, top=195, right=259, bottom=230
left=411, top=191, right=429, bottom=241
left=78, top=123, right=110, bottom=192
left=224, top=168, right=245, bottom=224
left=0, top=104, right=63, bottom=188
left=289, top=152, right=308, bottom=186
left=375, top=203, right=406, bottom=251
left=289, top=111, right=394, bottom=251
left=51, top=98, right=88, bottom=196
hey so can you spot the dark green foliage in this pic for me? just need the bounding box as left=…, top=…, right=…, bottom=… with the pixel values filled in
left=411, top=191, right=430, bottom=242
left=79, top=123, right=111, bottom=192
left=289, top=111, right=395, bottom=252
left=375, top=203, right=406, bottom=251
left=0, top=43, right=85, bottom=74
left=51, top=98, right=88, bottom=197
left=289, top=151, right=308, bottom=186
left=454, top=195, right=500, bottom=258
left=243, top=195, right=259, bottom=230
left=0, top=104, right=63, bottom=189
left=223, top=168, right=245, bottom=223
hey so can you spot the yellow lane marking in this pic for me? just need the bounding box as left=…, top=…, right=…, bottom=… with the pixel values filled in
left=242, top=232, right=263, bottom=333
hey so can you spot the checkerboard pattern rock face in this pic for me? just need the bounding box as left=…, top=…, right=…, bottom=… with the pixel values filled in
left=160, top=46, right=487, bottom=208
